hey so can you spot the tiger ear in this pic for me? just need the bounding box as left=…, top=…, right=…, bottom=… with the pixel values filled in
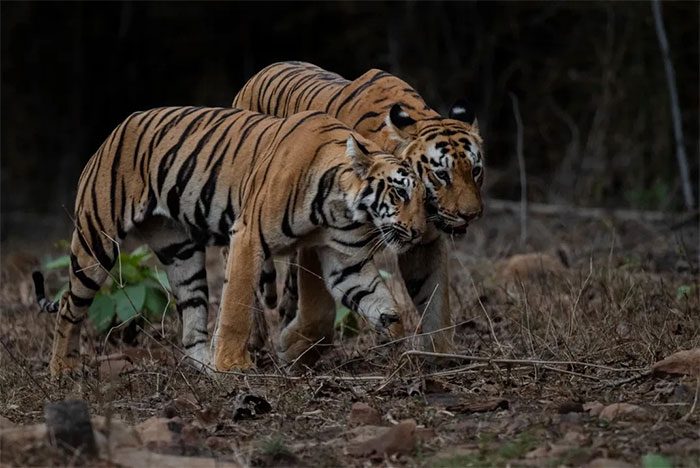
left=346, top=135, right=373, bottom=178
left=449, top=99, right=478, bottom=128
left=386, top=104, right=417, bottom=142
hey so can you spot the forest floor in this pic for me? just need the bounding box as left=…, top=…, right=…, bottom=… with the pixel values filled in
left=1, top=206, right=699, bottom=467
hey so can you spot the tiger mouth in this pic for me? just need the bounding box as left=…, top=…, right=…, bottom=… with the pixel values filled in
left=379, top=225, right=420, bottom=252
left=434, top=216, right=469, bottom=235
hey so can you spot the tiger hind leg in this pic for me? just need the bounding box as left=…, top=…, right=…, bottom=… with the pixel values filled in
left=49, top=227, right=115, bottom=378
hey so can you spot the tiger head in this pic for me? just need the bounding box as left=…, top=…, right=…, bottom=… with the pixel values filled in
left=387, top=101, right=484, bottom=235
left=344, top=135, right=427, bottom=253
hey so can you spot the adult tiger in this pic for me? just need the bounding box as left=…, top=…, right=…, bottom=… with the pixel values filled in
left=233, top=61, right=484, bottom=363
left=32, top=106, right=427, bottom=376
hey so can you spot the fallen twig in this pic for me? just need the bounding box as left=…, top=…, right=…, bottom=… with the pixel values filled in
left=399, top=350, right=649, bottom=373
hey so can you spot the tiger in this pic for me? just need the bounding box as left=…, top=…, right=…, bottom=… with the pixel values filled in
left=232, top=61, right=484, bottom=364
left=32, top=106, right=427, bottom=376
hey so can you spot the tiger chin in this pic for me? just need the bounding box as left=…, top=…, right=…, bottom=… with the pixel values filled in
left=31, top=106, right=427, bottom=377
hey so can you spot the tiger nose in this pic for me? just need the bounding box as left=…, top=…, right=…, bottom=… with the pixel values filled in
left=460, top=207, right=483, bottom=223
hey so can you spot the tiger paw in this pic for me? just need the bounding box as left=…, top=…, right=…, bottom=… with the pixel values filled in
left=184, top=344, right=211, bottom=373
left=213, top=350, right=254, bottom=372
left=49, top=355, right=81, bottom=380
left=379, top=311, right=401, bottom=327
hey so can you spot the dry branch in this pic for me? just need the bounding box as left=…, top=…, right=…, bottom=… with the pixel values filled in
left=509, top=92, right=527, bottom=245
left=651, top=0, right=695, bottom=210
left=486, top=198, right=697, bottom=224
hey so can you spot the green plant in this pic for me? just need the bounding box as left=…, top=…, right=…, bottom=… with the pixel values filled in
left=259, top=435, right=295, bottom=462
left=642, top=454, right=673, bottom=468
left=44, top=245, right=173, bottom=334
left=676, top=284, right=695, bottom=300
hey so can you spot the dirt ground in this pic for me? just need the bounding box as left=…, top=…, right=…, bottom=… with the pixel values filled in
left=1, top=207, right=699, bottom=467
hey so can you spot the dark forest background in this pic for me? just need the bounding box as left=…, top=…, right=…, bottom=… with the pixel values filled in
left=2, top=1, right=698, bottom=242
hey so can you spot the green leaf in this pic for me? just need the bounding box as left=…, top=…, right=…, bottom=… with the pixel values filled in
left=642, top=454, right=672, bottom=468
left=148, top=269, right=171, bottom=290
left=113, top=284, right=146, bottom=322
left=334, top=305, right=351, bottom=328
left=676, top=284, right=693, bottom=300
left=334, top=304, right=358, bottom=338
left=89, top=294, right=116, bottom=334
left=117, top=262, right=145, bottom=285
left=128, top=245, right=152, bottom=262
left=144, top=286, right=169, bottom=320
left=52, top=284, right=69, bottom=302
left=44, top=255, right=71, bottom=271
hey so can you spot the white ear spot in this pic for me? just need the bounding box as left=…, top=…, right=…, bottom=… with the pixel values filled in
left=452, top=106, right=466, bottom=115
left=385, top=114, right=405, bottom=142
left=346, top=136, right=358, bottom=158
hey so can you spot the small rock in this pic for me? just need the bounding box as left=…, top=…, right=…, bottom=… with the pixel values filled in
left=348, top=402, right=382, bottom=427
left=446, top=398, right=509, bottom=413
left=91, top=416, right=140, bottom=451
left=205, top=436, right=230, bottom=451
left=583, top=401, right=604, bottom=416
left=562, top=430, right=589, bottom=445
left=615, top=322, right=631, bottom=338
left=98, top=355, right=134, bottom=380
left=425, top=393, right=461, bottom=408
left=415, top=427, right=437, bottom=444
left=598, top=403, right=648, bottom=422
left=134, top=416, right=183, bottom=451
left=549, top=443, right=574, bottom=457
left=653, top=348, right=700, bottom=376
left=44, top=400, right=97, bottom=456
left=347, top=419, right=417, bottom=460
left=424, top=379, right=449, bottom=394
left=557, top=400, right=584, bottom=414
left=497, top=253, right=565, bottom=283
left=525, top=446, right=549, bottom=459
left=661, top=437, right=700, bottom=455
left=0, top=423, right=47, bottom=448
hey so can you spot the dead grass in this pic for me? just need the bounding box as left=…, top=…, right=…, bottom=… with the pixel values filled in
left=1, top=211, right=698, bottom=467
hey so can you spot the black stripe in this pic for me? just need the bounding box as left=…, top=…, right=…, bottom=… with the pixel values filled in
left=184, top=338, right=208, bottom=349
left=177, top=297, right=208, bottom=311
left=353, top=111, right=381, bottom=129
left=181, top=268, right=206, bottom=286
left=70, top=292, right=94, bottom=308
left=331, top=258, right=370, bottom=288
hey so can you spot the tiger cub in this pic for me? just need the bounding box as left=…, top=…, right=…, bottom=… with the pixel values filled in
left=33, top=106, right=426, bottom=376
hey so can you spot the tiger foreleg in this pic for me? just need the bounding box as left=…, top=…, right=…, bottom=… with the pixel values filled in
left=277, top=248, right=335, bottom=367
left=397, top=236, right=453, bottom=353
left=212, top=228, right=259, bottom=371
left=220, top=247, right=272, bottom=355
left=277, top=253, right=299, bottom=328
left=319, top=247, right=403, bottom=332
